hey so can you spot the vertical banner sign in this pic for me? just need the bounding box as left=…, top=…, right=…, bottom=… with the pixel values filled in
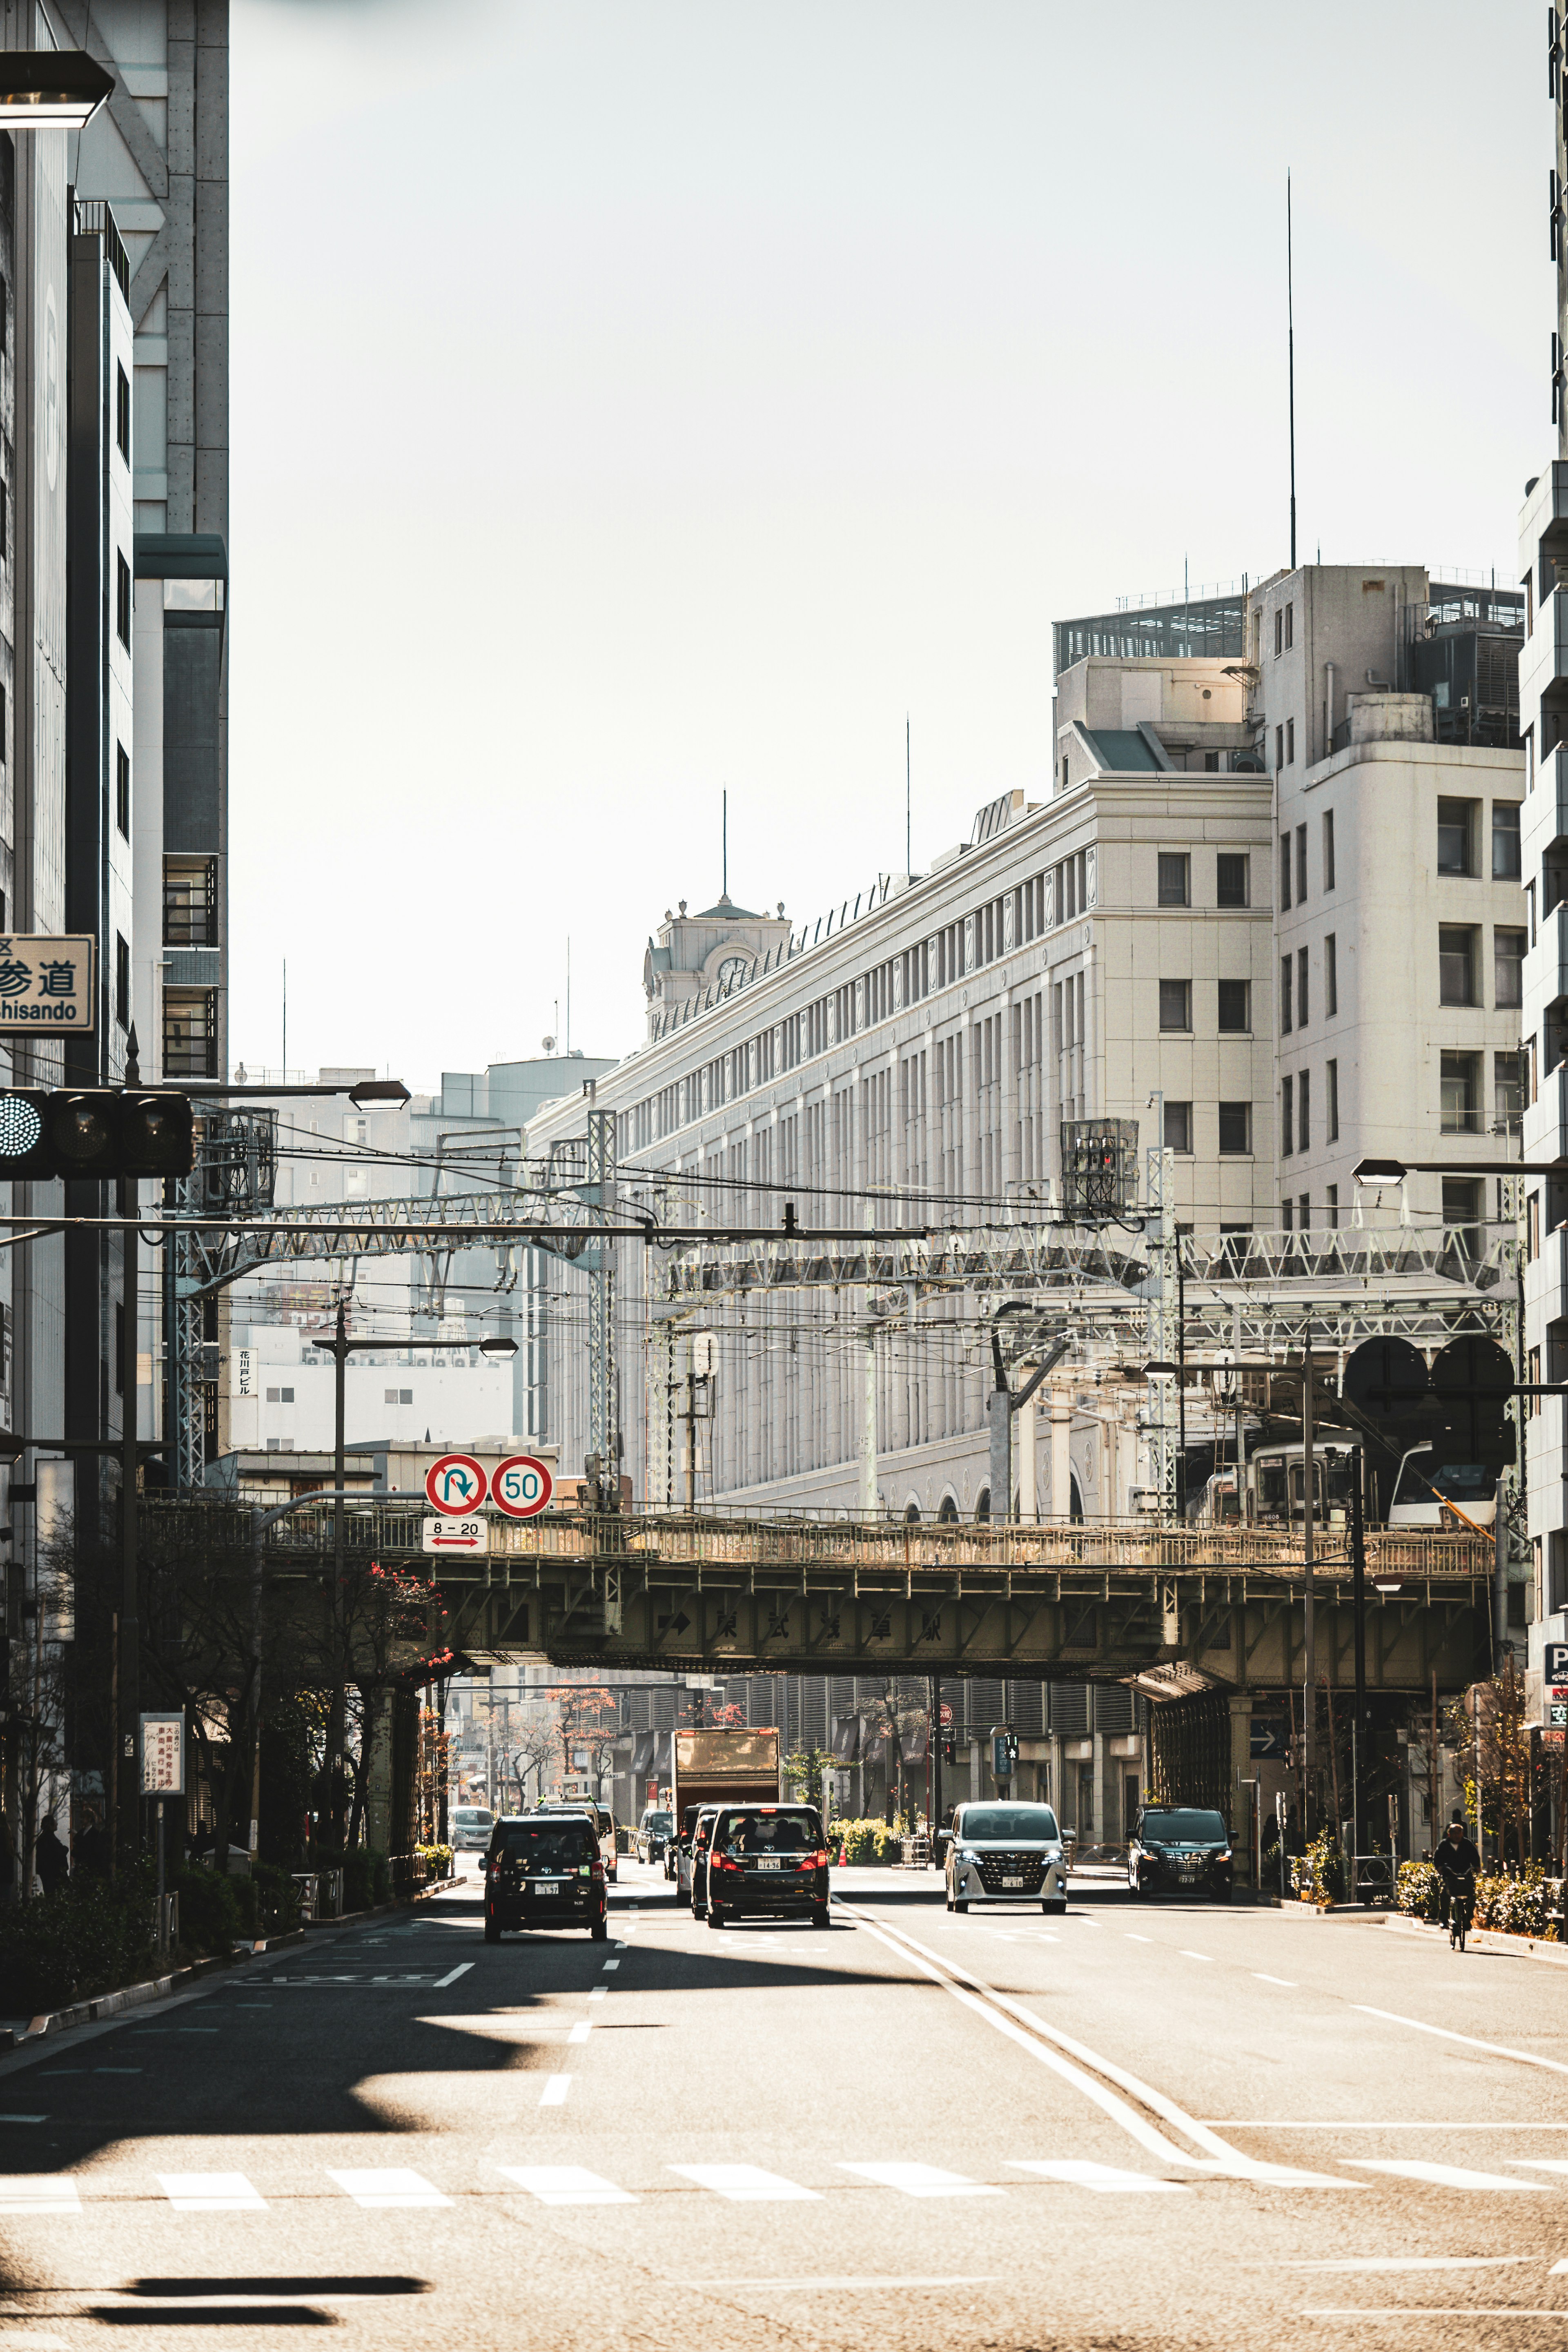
left=140, top=1713, right=185, bottom=1796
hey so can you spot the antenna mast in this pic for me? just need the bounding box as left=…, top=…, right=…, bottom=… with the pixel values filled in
left=906, top=717, right=911, bottom=875
left=722, top=787, right=727, bottom=897
left=1287, top=170, right=1297, bottom=570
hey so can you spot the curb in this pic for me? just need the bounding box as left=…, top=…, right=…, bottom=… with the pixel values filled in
left=3, top=1926, right=308, bottom=2049
left=1381, top=1910, right=1568, bottom=1967
left=300, top=1874, right=457, bottom=1932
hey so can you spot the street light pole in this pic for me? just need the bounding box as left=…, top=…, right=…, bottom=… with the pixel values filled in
left=1303, top=1322, right=1316, bottom=1837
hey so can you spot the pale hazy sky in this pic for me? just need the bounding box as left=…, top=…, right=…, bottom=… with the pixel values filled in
left=229, top=0, right=1544, bottom=1094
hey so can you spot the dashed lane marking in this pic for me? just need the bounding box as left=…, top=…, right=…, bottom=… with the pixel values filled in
left=1345, top=2160, right=1551, bottom=2192
left=1353, top=2007, right=1568, bottom=2078
left=498, top=2166, right=633, bottom=2206
left=539, top=2075, right=572, bottom=2107
left=1253, top=1975, right=1297, bottom=1987
left=328, top=2169, right=450, bottom=2210
left=840, top=2163, right=1000, bottom=2199
left=670, top=2165, right=821, bottom=2203
left=0, top=2177, right=78, bottom=2214
left=568, top=2022, right=592, bottom=2045
left=159, top=2172, right=266, bottom=2213
left=1009, top=2160, right=1185, bottom=2193
left=432, top=1963, right=473, bottom=1989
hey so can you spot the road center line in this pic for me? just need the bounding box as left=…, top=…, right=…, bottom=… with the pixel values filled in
left=432, top=1963, right=473, bottom=1990
left=1353, top=2006, right=1568, bottom=2077
left=1254, top=1975, right=1297, bottom=1987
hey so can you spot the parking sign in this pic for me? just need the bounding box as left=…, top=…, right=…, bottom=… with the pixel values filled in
left=1547, top=1641, right=1568, bottom=1688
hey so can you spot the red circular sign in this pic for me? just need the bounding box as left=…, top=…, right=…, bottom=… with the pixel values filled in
left=491, top=1454, right=554, bottom=1519
left=424, top=1452, right=488, bottom=1512
left=938, top=1702, right=954, bottom=1727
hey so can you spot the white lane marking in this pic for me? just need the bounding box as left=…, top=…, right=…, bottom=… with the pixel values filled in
left=1125, top=1934, right=1152, bottom=1943
left=0, top=2176, right=78, bottom=2214
left=1345, top=2160, right=1550, bottom=2192
left=159, top=2172, right=266, bottom=2213
left=839, top=1902, right=1344, bottom=2182
left=614, top=1941, right=627, bottom=1949
left=498, top=2165, right=633, bottom=2206
left=0, top=2117, right=45, bottom=2126
left=1287, top=2257, right=1534, bottom=2274
left=1009, top=2160, right=1185, bottom=2194
left=1200, top=2121, right=1568, bottom=2129
left=587, top=1987, right=607, bottom=2002
left=539, top=2075, right=572, bottom=2106
left=1513, top=2160, right=1568, bottom=2176
left=1179, top=1951, right=1213, bottom=1964
left=1301, top=2312, right=1568, bottom=2323
left=689, top=2276, right=999, bottom=2290
left=840, top=2162, right=1001, bottom=2199
left=568, top=2021, right=592, bottom=2045
left=601, top=1960, right=620, bottom=1971
left=671, top=2164, right=821, bottom=2203
left=95, top=2069, right=141, bottom=2076
left=432, top=1963, right=473, bottom=1989
left=1253, top=1975, right=1297, bottom=1987
left=1353, top=2006, right=1568, bottom=2078
left=328, top=2168, right=450, bottom=2209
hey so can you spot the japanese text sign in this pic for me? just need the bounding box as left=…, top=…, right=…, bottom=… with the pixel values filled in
left=140, top=1712, right=185, bottom=1796
left=0, top=935, right=94, bottom=1029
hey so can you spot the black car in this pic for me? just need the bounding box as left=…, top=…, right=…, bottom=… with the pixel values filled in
left=703, top=1803, right=831, bottom=1929
left=1127, top=1806, right=1234, bottom=1902
left=483, top=1814, right=609, bottom=1941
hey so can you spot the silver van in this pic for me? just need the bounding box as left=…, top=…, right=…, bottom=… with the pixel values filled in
left=944, top=1800, right=1067, bottom=1915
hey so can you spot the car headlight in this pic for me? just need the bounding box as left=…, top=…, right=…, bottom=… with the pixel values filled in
left=957, top=1848, right=978, bottom=1865
left=1210, top=1848, right=1229, bottom=1864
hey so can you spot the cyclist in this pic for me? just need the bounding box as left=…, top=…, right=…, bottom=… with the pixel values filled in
left=1432, top=1812, right=1481, bottom=1945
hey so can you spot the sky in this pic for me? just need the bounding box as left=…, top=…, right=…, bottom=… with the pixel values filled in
left=229, top=0, right=1546, bottom=1095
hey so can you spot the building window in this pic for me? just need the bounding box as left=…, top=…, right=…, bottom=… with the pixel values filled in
left=1285, top=600, right=1294, bottom=649
left=114, top=933, right=129, bottom=1030
left=1322, top=809, right=1336, bottom=889
left=1285, top=717, right=1295, bottom=765
left=1437, top=797, right=1477, bottom=876
left=1440, top=1050, right=1482, bottom=1133
left=1216, top=853, right=1249, bottom=907
left=1438, top=924, right=1477, bottom=1005
left=1280, top=955, right=1292, bottom=1033
left=1552, top=1530, right=1568, bottom=1616
left=1218, top=1100, right=1251, bottom=1154
left=1281, top=1197, right=1294, bottom=1230
left=0, top=482, right=7, bottom=564
left=115, top=550, right=131, bottom=647
left=1442, top=1177, right=1481, bottom=1244
left=1529, top=878, right=1539, bottom=945
left=1158, top=978, right=1191, bottom=1032
left=164, top=858, right=218, bottom=947
left=1492, top=802, right=1522, bottom=880
left=1281, top=1076, right=1294, bottom=1156
left=1325, top=932, right=1337, bottom=1016
left=1529, top=1347, right=1542, bottom=1421
left=1495, top=926, right=1526, bottom=1008
left=1157, top=851, right=1190, bottom=907
left=1204, top=750, right=1219, bottom=771
left=1298, top=1192, right=1310, bottom=1229
left=116, top=741, right=130, bottom=838
left=1279, top=834, right=1291, bottom=910
left=1218, top=978, right=1250, bottom=1032
left=1295, top=823, right=1307, bottom=902
left=164, top=989, right=217, bottom=1079
left=1528, top=1191, right=1541, bottom=1261
left=116, top=363, right=130, bottom=463
left=1496, top=1049, right=1525, bottom=1131
left=1274, top=607, right=1283, bottom=656
left=1163, top=1100, right=1192, bottom=1154
left=1275, top=724, right=1285, bottom=772
left=1298, top=1068, right=1310, bottom=1152
left=1296, top=944, right=1309, bottom=1027
left=1326, top=1183, right=1339, bottom=1228
left=1327, top=1057, right=1339, bottom=1140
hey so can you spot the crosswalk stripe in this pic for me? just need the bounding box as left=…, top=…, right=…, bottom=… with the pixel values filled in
left=0, top=2176, right=79, bottom=2214
left=670, top=2165, right=820, bottom=2203
left=1345, top=2161, right=1552, bottom=2192
left=1009, top=2160, right=1186, bottom=2194
left=840, top=2162, right=1001, bottom=2198
left=327, top=2168, right=450, bottom=2209
left=497, top=2166, right=635, bottom=2206
left=159, top=2172, right=266, bottom=2213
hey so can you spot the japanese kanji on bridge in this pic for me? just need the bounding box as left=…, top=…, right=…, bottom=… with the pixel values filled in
left=0, top=935, right=95, bottom=1028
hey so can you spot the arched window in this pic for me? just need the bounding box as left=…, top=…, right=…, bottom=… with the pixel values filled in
left=1069, top=1471, right=1085, bottom=1524
left=904, top=1501, right=921, bottom=1523
left=938, top=1493, right=959, bottom=1523
left=976, top=1488, right=991, bottom=1523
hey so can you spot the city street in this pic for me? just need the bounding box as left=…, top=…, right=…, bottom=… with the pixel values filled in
left=0, top=1862, right=1563, bottom=2346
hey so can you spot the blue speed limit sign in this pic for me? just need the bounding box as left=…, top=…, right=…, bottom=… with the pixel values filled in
left=491, top=1454, right=553, bottom=1519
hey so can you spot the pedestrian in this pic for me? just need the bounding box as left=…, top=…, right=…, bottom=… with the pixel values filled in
left=34, top=1815, right=69, bottom=1897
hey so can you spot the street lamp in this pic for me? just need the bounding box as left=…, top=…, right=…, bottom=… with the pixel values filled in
left=479, top=1335, right=518, bottom=1360
left=0, top=52, right=114, bottom=127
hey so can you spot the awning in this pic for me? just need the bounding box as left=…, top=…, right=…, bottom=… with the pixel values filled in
left=830, top=1713, right=860, bottom=1762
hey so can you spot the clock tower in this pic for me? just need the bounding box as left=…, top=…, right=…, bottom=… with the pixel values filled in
left=643, top=891, right=792, bottom=1039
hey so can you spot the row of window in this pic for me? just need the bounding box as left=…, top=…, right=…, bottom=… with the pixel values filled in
left=1278, top=812, right=1335, bottom=910
left=1439, top=924, right=1524, bottom=1008
left=1280, top=1064, right=1341, bottom=1156
left=1158, top=978, right=1254, bottom=1033
left=1159, top=1099, right=1254, bottom=1156
left=1281, top=936, right=1337, bottom=1031
left=1438, top=797, right=1520, bottom=879
left=1157, top=851, right=1251, bottom=909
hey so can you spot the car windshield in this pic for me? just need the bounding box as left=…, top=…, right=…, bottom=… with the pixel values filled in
left=494, top=1823, right=595, bottom=1868
left=452, top=1809, right=492, bottom=1827
left=958, top=1806, right=1060, bottom=1843
left=1141, top=1810, right=1227, bottom=1844
left=718, top=1808, right=822, bottom=1853
left=644, top=1812, right=673, bottom=1832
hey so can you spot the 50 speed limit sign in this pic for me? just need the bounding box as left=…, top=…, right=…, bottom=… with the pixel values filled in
left=491, top=1454, right=553, bottom=1519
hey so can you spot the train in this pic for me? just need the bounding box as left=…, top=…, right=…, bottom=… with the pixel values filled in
left=1186, top=1435, right=1497, bottom=1532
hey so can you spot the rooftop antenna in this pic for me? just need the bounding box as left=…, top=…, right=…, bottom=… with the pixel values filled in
left=905, top=716, right=911, bottom=874
left=566, top=938, right=571, bottom=1055
left=1287, top=169, right=1297, bottom=571
left=722, top=786, right=728, bottom=898
left=281, top=957, right=287, bottom=1078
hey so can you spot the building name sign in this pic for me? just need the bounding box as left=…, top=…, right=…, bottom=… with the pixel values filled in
left=0, top=935, right=95, bottom=1028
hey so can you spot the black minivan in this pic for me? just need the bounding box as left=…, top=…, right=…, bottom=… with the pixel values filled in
left=483, top=1814, right=609, bottom=1941
left=702, top=1803, right=831, bottom=1930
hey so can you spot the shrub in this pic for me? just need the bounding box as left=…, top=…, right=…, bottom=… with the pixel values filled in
left=0, top=1882, right=155, bottom=2016
left=1396, top=1860, right=1442, bottom=1919
left=833, top=1817, right=900, bottom=1865
left=1290, top=1826, right=1346, bottom=1904
left=175, top=1865, right=244, bottom=1957
left=251, top=1860, right=299, bottom=1934
left=415, top=1843, right=452, bottom=1881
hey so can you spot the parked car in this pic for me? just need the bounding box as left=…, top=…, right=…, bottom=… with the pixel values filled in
left=637, top=1807, right=674, bottom=1864
left=1127, top=1806, right=1234, bottom=1902
left=702, top=1803, right=831, bottom=1930
left=534, top=1800, right=618, bottom=1882
left=483, top=1814, right=608, bottom=1942
left=944, top=1801, right=1067, bottom=1915
left=451, top=1805, right=495, bottom=1854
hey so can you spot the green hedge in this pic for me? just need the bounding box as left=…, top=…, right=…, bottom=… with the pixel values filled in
left=1396, top=1859, right=1563, bottom=1936
left=832, top=1818, right=900, bottom=1865
left=0, top=1882, right=155, bottom=2017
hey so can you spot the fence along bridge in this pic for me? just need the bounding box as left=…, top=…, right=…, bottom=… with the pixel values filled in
left=194, top=1502, right=1494, bottom=1691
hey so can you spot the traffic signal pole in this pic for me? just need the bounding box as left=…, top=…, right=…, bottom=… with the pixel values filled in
left=118, top=1169, right=138, bottom=1870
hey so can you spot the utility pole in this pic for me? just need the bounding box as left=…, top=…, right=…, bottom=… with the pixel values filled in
left=1350, top=1445, right=1367, bottom=1871
left=118, top=1028, right=142, bottom=1870
left=1302, top=1321, right=1316, bottom=1835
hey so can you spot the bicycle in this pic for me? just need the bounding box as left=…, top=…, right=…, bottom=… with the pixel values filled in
left=1448, top=1873, right=1476, bottom=1953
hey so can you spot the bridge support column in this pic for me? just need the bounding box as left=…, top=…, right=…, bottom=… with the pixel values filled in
left=1049, top=1392, right=1072, bottom=1522
left=1229, top=1694, right=1254, bottom=1887
left=1018, top=1388, right=1037, bottom=1521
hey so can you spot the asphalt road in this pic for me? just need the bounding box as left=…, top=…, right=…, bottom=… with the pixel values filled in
left=0, top=1857, right=1565, bottom=2348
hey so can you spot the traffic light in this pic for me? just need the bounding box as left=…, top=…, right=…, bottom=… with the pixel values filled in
left=0, top=1088, right=194, bottom=1180
left=991, top=1728, right=1018, bottom=1780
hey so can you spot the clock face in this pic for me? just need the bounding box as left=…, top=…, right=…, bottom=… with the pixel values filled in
left=716, top=955, right=751, bottom=992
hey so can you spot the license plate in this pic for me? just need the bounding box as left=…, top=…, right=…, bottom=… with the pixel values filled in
left=534, top=1880, right=559, bottom=1894
left=757, top=1858, right=782, bottom=1871
left=1178, top=1870, right=1196, bottom=1880
left=1001, top=1875, right=1025, bottom=1888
